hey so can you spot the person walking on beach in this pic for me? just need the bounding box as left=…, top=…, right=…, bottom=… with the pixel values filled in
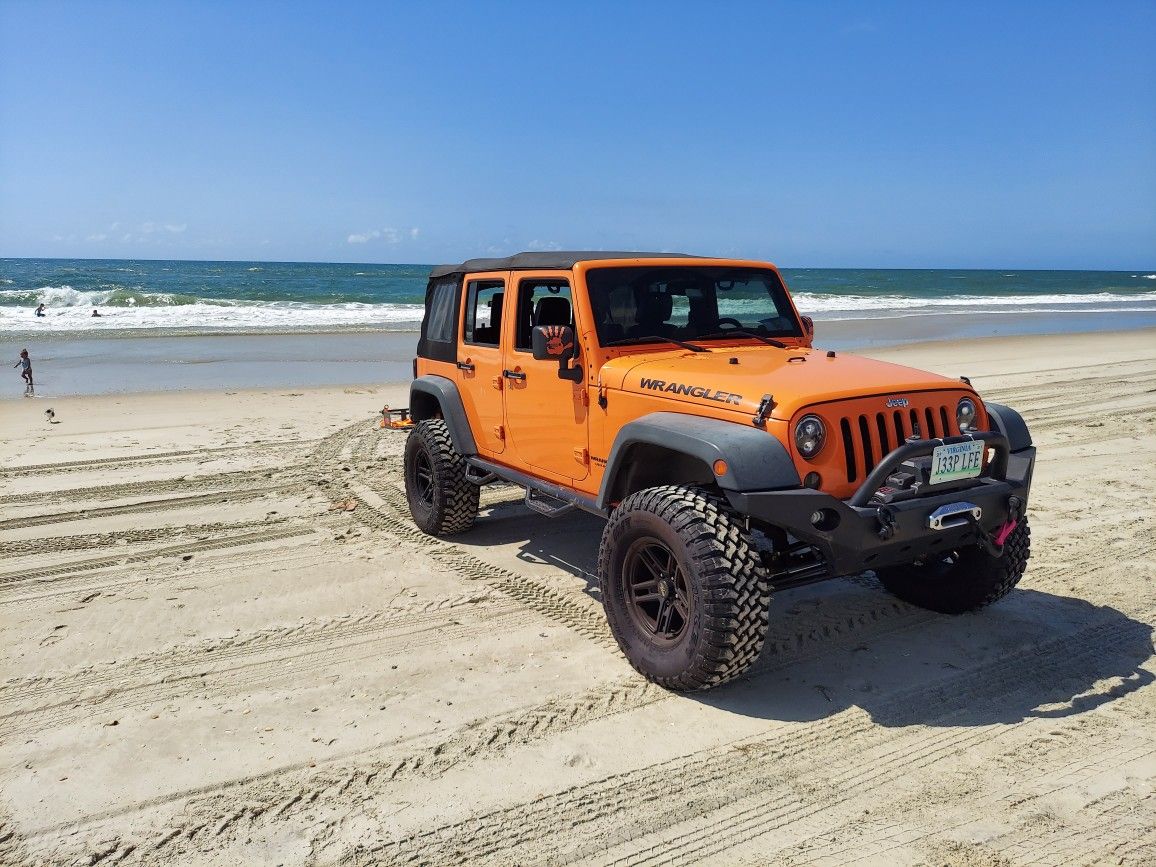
left=14, top=349, right=34, bottom=397
left=35, top=303, right=45, bottom=317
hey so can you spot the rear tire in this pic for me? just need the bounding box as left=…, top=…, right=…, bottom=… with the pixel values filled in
left=598, top=485, right=772, bottom=691
left=875, top=517, right=1030, bottom=614
left=403, top=419, right=479, bottom=536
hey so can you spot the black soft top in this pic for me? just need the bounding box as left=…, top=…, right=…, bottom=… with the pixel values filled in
left=428, top=251, right=703, bottom=280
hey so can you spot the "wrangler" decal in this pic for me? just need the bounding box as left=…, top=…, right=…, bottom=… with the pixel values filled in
left=639, top=378, right=743, bottom=405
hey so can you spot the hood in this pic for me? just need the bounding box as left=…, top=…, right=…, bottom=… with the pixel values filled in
left=600, top=346, right=968, bottom=420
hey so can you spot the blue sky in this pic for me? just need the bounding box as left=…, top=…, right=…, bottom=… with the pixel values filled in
left=1, top=1, right=1153, bottom=268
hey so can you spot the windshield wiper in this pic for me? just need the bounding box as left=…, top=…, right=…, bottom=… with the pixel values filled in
left=603, top=335, right=708, bottom=353
left=696, top=329, right=787, bottom=349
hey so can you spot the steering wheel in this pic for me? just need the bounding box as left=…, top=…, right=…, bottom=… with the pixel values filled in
left=715, top=318, right=744, bottom=330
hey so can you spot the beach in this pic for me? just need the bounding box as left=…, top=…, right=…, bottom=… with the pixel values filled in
left=1, top=326, right=1154, bottom=865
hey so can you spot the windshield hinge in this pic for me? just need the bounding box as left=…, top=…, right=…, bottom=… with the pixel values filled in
left=752, top=394, right=775, bottom=427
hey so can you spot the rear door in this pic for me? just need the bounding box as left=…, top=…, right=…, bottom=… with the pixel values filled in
left=457, top=272, right=507, bottom=456
left=501, top=273, right=589, bottom=481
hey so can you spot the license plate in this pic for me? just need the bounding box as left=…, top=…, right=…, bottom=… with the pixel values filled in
left=929, top=440, right=985, bottom=485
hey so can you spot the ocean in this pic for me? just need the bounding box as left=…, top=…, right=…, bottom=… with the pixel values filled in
left=2, top=258, right=1155, bottom=337
left=4, top=257, right=1155, bottom=396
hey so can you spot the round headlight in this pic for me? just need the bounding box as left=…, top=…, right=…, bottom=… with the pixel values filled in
left=794, top=414, right=826, bottom=458
left=956, top=397, right=978, bottom=432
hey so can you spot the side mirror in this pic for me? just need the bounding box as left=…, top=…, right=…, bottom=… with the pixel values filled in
left=531, top=325, right=582, bottom=382
left=801, top=315, right=814, bottom=345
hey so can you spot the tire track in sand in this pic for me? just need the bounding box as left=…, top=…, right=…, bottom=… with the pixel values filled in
left=21, top=555, right=966, bottom=864
left=0, top=440, right=313, bottom=478
left=0, top=518, right=291, bottom=557
left=704, top=723, right=1155, bottom=866
left=0, top=525, right=316, bottom=589
left=0, top=466, right=308, bottom=507
left=0, top=487, right=292, bottom=531
left=344, top=611, right=1153, bottom=866
left=0, top=593, right=524, bottom=740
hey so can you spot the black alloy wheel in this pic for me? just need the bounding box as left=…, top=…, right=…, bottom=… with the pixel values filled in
left=623, top=538, right=692, bottom=645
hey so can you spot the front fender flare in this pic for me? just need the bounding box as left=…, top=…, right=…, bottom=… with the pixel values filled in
left=985, top=402, right=1032, bottom=451
left=597, top=412, right=800, bottom=511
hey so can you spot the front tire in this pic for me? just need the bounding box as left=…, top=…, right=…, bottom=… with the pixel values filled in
left=403, top=419, right=479, bottom=536
left=598, top=485, right=772, bottom=691
left=875, top=517, right=1031, bottom=614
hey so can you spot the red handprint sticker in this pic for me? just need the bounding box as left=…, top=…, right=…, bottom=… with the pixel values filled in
left=543, top=325, right=573, bottom=357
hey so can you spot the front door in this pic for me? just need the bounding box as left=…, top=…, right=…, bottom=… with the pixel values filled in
left=457, top=273, right=507, bottom=456
left=502, top=274, right=589, bottom=481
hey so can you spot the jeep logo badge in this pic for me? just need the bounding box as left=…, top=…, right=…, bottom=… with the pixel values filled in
left=886, top=397, right=909, bottom=408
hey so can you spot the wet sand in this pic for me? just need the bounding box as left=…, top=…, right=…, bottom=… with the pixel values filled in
left=7, top=310, right=1156, bottom=398
left=1, top=329, right=1154, bottom=865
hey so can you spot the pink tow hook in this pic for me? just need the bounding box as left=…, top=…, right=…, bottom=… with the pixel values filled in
left=994, top=518, right=1019, bottom=547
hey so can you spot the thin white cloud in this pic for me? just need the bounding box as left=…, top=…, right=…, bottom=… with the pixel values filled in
left=526, top=239, right=562, bottom=251
left=347, top=226, right=418, bottom=245
left=164, top=223, right=187, bottom=234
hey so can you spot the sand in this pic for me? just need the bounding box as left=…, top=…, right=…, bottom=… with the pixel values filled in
left=1, top=329, right=1154, bottom=866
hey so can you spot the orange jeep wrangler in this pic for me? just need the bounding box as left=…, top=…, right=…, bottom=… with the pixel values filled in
left=405, top=253, right=1034, bottom=690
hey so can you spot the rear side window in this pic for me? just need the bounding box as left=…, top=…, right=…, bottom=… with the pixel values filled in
left=418, top=277, right=460, bottom=362
left=426, top=281, right=457, bottom=342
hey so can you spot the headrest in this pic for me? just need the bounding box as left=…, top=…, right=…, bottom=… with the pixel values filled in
left=639, top=292, right=673, bottom=322
left=534, top=295, right=572, bottom=326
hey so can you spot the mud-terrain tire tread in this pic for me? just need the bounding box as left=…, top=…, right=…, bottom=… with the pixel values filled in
left=875, top=517, right=1031, bottom=614
left=598, top=485, right=772, bottom=691
left=404, top=419, right=479, bottom=536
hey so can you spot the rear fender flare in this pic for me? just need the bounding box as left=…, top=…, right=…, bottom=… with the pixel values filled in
left=597, top=412, right=800, bottom=511
left=409, top=376, right=477, bottom=456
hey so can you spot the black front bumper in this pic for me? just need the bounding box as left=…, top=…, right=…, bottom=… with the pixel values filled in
left=726, top=433, right=1036, bottom=576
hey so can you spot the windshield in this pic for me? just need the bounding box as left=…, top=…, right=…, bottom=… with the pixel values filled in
left=584, top=266, right=802, bottom=347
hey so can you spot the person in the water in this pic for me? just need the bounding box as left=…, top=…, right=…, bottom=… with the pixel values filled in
left=35, top=303, right=45, bottom=317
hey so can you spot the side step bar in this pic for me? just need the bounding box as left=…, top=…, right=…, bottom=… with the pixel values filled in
left=525, top=488, right=575, bottom=517
left=464, top=457, right=606, bottom=518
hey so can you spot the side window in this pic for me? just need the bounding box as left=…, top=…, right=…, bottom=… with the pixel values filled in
left=425, top=281, right=458, bottom=343
left=463, top=279, right=505, bottom=346
left=515, top=279, right=573, bottom=351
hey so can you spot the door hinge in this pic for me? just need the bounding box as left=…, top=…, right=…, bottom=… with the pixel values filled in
left=580, top=389, right=589, bottom=406
left=493, top=425, right=505, bottom=440
left=573, top=447, right=588, bottom=465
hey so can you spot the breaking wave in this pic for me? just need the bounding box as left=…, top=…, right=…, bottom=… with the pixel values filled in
left=788, top=290, right=1156, bottom=317
left=0, top=285, right=423, bottom=332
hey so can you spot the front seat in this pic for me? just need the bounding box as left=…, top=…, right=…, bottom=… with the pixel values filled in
left=628, top=292, right=675, bottom=337
left=533, top=295, right=572, bottom=327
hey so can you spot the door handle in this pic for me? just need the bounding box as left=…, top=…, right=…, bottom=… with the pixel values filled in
left=502, top=369, right=526, bottom=381
left=456, top=361, right=475, bottom=372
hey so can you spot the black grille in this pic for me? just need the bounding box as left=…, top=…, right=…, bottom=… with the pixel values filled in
left=839, top=405, right=956, bottom=484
